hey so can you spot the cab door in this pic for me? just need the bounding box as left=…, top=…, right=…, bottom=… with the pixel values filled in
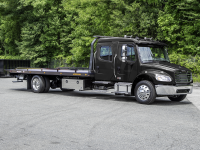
left=114, top=43, right=137, bottom=82
left=95, top=43, right=114, bottom=81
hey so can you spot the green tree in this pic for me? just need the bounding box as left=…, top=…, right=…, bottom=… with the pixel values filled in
left=63, top=0, right=162, bottom=66
left=63, top=0, right=112, bottom=67
left=0, top=0, right=22, bottom=56
left=157, top=0, right=200, bottom=55
left=16, top=0, right=72, bottom=67
left=110, top=0, right=160, bottom=38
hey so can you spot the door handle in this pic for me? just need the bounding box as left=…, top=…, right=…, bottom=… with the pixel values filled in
left=114, top=54, right=117, bottom=78
left=97, top=66, right=99, bottom=73
left=117, top=67, right=120, bottom=73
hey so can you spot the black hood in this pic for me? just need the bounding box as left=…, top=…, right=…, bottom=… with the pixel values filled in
left=141, top=61, right=191, bottom=73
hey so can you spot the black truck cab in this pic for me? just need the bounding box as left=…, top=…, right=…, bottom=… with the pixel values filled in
left=10, top=35, right=193, bottom=104
left=91, top=35, right=193, bottom=103
left=95, top=38, right=138, bottom=82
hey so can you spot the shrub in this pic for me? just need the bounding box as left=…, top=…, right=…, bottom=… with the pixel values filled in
left=169, top=53, right=200, bottom=75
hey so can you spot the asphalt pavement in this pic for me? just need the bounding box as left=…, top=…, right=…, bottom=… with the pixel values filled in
left=0, top=78, right=200, bottom=150
left=187, top=85, right=200, bottom=111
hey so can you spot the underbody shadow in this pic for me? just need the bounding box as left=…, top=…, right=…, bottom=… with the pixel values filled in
left=9, top=88, right=192, bottom=106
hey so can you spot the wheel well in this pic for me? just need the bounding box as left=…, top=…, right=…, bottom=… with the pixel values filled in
left=131, top=74, right=154, bottom=96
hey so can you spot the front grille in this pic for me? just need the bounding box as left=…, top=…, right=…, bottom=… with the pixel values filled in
left=175, top=71, right=192, bottom=83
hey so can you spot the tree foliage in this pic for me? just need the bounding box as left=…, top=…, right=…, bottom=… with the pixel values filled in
left=63, top=0, right=161, bottom=66
left=0, top=0, right=199, bottom=69
left=0, top=0, right=22, bottom=56
left=157, top=0, right=200, bottom=55
left=16, top=0, right=72, bottom=67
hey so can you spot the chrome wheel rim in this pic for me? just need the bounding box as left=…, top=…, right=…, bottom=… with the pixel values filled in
left=137, top=85, right=150, bottom=101
left=32, top=78, right=40, bottom=91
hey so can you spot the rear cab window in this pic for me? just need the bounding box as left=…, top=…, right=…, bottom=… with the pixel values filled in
left=100, top=46, right=112, bottom=61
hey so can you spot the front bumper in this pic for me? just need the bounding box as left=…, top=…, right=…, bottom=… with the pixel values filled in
left=155, top=84, right=193, bottom=96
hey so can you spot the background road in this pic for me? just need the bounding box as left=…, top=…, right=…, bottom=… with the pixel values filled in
left=0, top=78, right=200, bottom=150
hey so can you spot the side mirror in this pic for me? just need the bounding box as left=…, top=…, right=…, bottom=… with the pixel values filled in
left=122, top=45, right=127, bottom=62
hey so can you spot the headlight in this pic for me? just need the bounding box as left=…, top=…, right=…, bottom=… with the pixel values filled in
left=155, top=74, right=172, bottom=82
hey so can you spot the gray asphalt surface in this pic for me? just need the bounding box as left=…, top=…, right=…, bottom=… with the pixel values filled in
left=188, top=86, right=200, bottom=111
left=0, top=78, right=200, bottom=150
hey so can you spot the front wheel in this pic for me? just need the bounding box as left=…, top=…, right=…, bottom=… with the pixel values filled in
left=134, top=80, right=156, bottom=104
left=168, top=95, right=187, bottom=102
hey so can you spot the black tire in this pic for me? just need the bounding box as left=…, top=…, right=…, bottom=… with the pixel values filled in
left=168, top=95, right=187, bottom=102
left=31, top=75, right=45, bottom=93
left=134, top=80, right=156, bottom=104
left=27, top=75, right=32, bottom=90
left=43, top=76, right=50, bottom=93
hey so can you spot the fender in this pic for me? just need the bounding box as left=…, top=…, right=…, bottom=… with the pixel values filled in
left=138, top=69, right=173, bottom=84
left=131, top=69, right=173, bottom=95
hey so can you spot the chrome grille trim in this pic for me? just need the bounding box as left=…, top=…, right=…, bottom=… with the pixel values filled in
left=175, top=71, right=192, bottom=83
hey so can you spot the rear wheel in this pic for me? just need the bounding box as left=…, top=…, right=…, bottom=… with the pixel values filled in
left=43, top=76, right=50, bottom=93
left=31, top=75, right=45, bottom=93
left=134, top=80, right=156, bottom=104
left=168, top=95, right=187, bottom=102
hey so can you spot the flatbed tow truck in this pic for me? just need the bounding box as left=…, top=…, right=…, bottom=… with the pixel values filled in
left=9, top=35, right=193, bottom=104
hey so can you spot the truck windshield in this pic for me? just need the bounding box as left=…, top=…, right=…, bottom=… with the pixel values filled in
left=138, top=46, right=170, bottom=63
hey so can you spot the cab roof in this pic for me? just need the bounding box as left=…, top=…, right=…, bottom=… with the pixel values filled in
left=94, top=35, right=167, bottom=46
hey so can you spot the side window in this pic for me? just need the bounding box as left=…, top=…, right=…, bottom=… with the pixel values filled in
left=121, top=45, right=135, bottom=61
left=100, top=46, right=112, bottom=61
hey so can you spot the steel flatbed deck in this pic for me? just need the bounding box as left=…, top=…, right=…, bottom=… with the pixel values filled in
left=9, top=67, right=95, bottom=78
